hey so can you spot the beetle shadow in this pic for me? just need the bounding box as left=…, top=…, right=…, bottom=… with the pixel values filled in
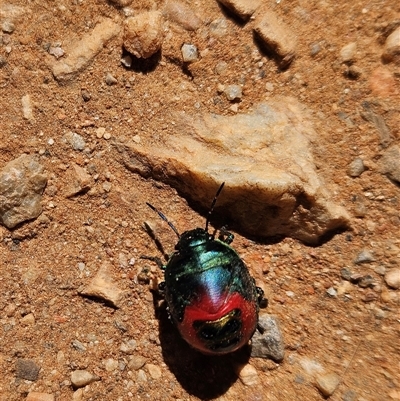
left=155, top=301, right=251, bottom=400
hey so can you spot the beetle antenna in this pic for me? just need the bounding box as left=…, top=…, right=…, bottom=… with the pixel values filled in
left=205, top=182, right=225, bottom=234
left=146, top=202, right=181, bottom=239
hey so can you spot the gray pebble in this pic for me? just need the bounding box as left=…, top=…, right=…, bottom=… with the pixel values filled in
left=380, top=145, right=400, bottom=184
left=16, top=359, right=40, bottom=381
left=251, top=314, right=284, bottom=362
left=224, top=84, right=242, bottom=101
left=326, top=287, right=337, bottom=297
left=105, top=73, right=118, bottom=85
left=340, top=267, right=352, bottom=281
left=354, top=249, right=375, bottom=264
left=181, top=43, right=199, bottom=63
left=63, top=131, right=86, bottom=151
left=1, top=20, right=15, bottom=33
left=72, top=339, right=87, bottom=352
left=209, top=18, right=229, bottom=37
left=71, top=370, right=100, bottom=389
left=342, top=389, right=357, bottom=401
left=347, top=157, right=365, bottom=177
left=310, top=42, right=322, bottom=57
left=357, top=275, right=374, bottom=288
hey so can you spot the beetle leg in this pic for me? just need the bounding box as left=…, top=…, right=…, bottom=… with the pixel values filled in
left=218, top=226, right=234, bottom=244
left=140, top=255, right=166, bottom=270
left=256, top=286, right=268, bottom=308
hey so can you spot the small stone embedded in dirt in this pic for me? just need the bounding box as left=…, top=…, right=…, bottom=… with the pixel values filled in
left=21, top=94, right=34, bottom=122
left=379, top=145, right=400, bottom=184
left=360, top=102, right=392, bottom=148
left=48, top=45, right=65, bottom=59
left=64, top=163, right=93, bottom=198
left=209, top=18, right=229, bottom=37
left=26, top=392, right=55, bottom=401
left=384, top=268, right=400, bottom=289
left=62, top=132, right=86, bottom=151
left=236, top=364, right=259, bottom=386
left=0, top=154, right=47, bottom=229
left=104, top=358, right=118, bottom=372
left=105, top=73, right=118, bottom=86
left=224, top=84, right=242, bottom=101
left=254, top=10, right=296, bottom=68
left=146, top=363, right=162, bottom=379
left=2, top=20, right=15, bottom=33
left=72, top=389, right=84, bottom=401
left=216, top=0, right=261, bottom=21
left=79, top=262, right=126, bottom=308
left=326, top=287, right=337, bottom=297
left=251, top=314, right=284, bottom=362
left=382, top=27, right=400, bottom=64
left=128, top=355, right=146, bottom=370
left=315, top=371, right=341, bottom=397
left=51, top=18, right=120, bottom=83
left=16, top=358, right=40, bottom=381
left=347, top=157, right=365, bottom=177
left=123, top=11, right=164, bottom=59
left=71, top=370, right=100, bottom=389
left=163, top=1, right=202, bottom=31
left=120, top=339, right=137, bottom=354
left=340, top=42, right=357, bottom=64
left=181, top=43, right=199, bottom=63
left=119, top=97, right=350, bottom=243
left=354, top=249, right=375, bottom=264
left=137, top=369, right=147, bottom=382
left=20, top=312, right=35, bottom=325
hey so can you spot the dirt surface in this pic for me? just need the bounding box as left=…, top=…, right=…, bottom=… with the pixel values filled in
left=1, top=1, right=399, bottom=401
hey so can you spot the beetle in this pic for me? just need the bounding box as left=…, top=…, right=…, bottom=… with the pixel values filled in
left=144, top=183, right=265, bottom=355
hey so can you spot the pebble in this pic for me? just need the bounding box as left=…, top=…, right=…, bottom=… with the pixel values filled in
left=224, top=84, right=242, bottom=101
left=342, top=389, right=357, bottom=401
left=326, top=287, right=337, bottom=297
left=347, top=157, right=365, bottom=177
left=64, top=163, right=93, bottom=198
left=123, top=11, right=164, bottom=59
left=21, top=94, right=34, bottom=121
left=384, top=268, right=400, bottom=289
left=181, top=43, right=199, bottom=63
left=340, top=42, right=357, bottom=64
left=236, top=364, right=259, bottom=386
left=104, top=358, right=118, bottom=372
left=105, top=73, right=117, bottom=86
left=72, top=389, right=84, bottom=401
left=251, top=314, right=285, bottom=361
left=120, top=339, right=137, bottom=354
left=72, top=339, right=86, bottom=352
left=254, top=10, right=296, bottom=68
left=1, top=20, right=15, bottom=33
left=382, top=27, right=400, bottom=64
left=20, top=313, right=35, bottom=326
left=63, top=131, right=86, bottom=151
left=52, top=18, right=120, bottom=83
left=216, top=0, right=261, bottom=21
left=315, top=372, right=341, bottom=397
left=79, top=263, right=126, bottom=308
left=380, top=145, right=400, bottom=184
left=26, top=392, right=55, bottom=401
left=70, top=370, right=100, bottom=388
left=336, top=281, right=353, bottom=296
left=0, top=154, right=47, bottom=228
left=163, top=0, right=202, bottom=31
left=128, top=355, right=146, bottom=370
left=146, top=364, right=162, bottom=379
left=137, top=369, right=147, bottom=382
left=16, top=359, right=40, bottom=381
left=354, top=250, right=375, bottom=264
left=215, top=61, right=228, bottom=75
left=209, top=18, right=229, bottom=37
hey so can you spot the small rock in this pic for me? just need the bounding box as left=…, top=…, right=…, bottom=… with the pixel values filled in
left=181, top=43, right=199, bottom=63
left=336, top=281, right=353, bottom=296
left=216, top=0, right=261, bottom=21
left=380, top=145, right=400, bottom=184
left=209, top=18, right=229, bottom=37
left=120, top=339, right=137, bottom=354
left=347, top=158, right=365, bottom=177
left=21, top=94, right=34, bottom=122
left=384, top=268, right=400, bottom=289
left=72, top=389, right=84, bottom=401
left=0, top=154, right=47, bottom=228
left=123, top=11, right=164, bottom=59
left=26, top=392, right=55, bottom=401
left=48, top=45, right=65, bottom=59
left=340, top=42, right=357, bottom=64
left=326, top=287, right=337, bottom=297
left=105, top=73, right=117, bottom=86
left=65, top=163, right=93, bottom=198
left=224, top=84, right=242, bottom=101
left=20, top=313, right=35, bottom=326
left=16, top=359, right=40, bottom=381
left=357, top=275, right=374, bottom=288
left=146, top=364, right=162, bottom=379
left=104, top=358, right=118, bottom=372
left=137, top=369, right=147, bottom=382
left=315, top=372, right=341, bottom=397
left=382, top=27, right=400, bottom=64
left=163, top=1, right=202, bottom=31
left=340, top=267, right=352, bottom=281
left=251, top=314, right=284, bottom=361
left=63, top=132, right=86, bottom=151
left=254, top=10, right=296, bottom=68
left=71, top=339, right=87, bottom=352
left=81, top=89, right=91, bottom=101
left=2, top=20, right=15, bottom=33
left=52, top=18, right=120, bottom=83
left=354, top=249, right=375, bottom=264
left=79, top=262, right=126, bottom=308
left=236, top=364, right=259, bottom=386
left=71, top=370, right=100, bottom=388
left=128, top=355, right=147, bottom=370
